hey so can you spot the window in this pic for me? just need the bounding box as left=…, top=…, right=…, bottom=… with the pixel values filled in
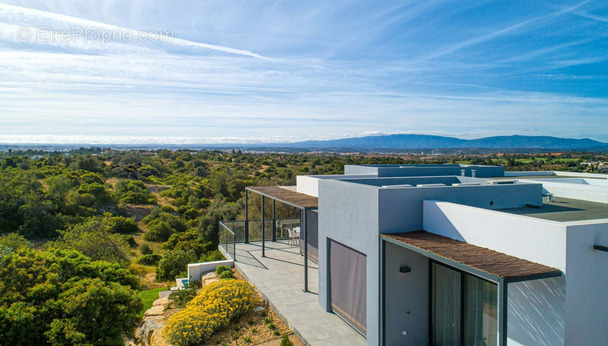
left=329, top=239, right=367, bottom=336
left=431, top=262, right=497, bottom=346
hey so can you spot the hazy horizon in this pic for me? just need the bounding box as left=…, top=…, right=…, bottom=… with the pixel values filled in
left=0, top=132, right=606, bottom=146
left=1, top=1, right=607, bottom=141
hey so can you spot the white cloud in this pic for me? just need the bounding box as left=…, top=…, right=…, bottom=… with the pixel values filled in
left=0, top=1, right=607, bottom=143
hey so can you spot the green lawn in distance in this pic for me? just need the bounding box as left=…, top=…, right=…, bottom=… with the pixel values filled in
left=138, top=287, right=167, bottom=319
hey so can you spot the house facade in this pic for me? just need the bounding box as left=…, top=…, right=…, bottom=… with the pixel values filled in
left=227, top=165, right=608, bottom=345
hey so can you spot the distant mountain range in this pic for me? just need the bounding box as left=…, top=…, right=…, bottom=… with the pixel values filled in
left=2, top=135, right=607, bottom=152
left=273, top=134, right=608, bottom=150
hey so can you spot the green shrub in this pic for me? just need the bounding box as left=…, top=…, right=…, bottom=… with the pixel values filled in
left=120, top=191, right=156, bottom=205
left=168, top=284, right=199, bottom=308
left=181, top=208, right=201, bottom=220
left=200, top=250, right=224, bottom=262
left=105, top=215, right=139, bottom=234
left=115, top=180, right=157, bottom=204
left=177, top=205, right=190, bottom=214
left=143, top=210, right=186, bottom=233
left=122, top=234, right=137, bottom=248
left=161, top=205, right=176, bottom=213
left=163, top=280, right=256, bottom=345
left=219, top=270, right=235, bottom=280
left=45, top=219, right=131, bottom=266
left=280, top=334, right=294, bottom=346
left=0, top=248, right=141, bottom=345
left=140, top=243, right=153, bottom=255
left=155, top=250, right=196, bottom=282
left=143, top=220, right=173, bottom=242
left=215, top=264, right=231, bottom=275
left=136, top=254, right=162, bottom=265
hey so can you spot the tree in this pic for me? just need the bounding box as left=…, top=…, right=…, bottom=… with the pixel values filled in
left=45, top=218, right=131, bottom=266
left=0, top=248, right=141, bottom=345
left=72, top=155, right=103, bottom=173
left=0, top=233, right=30, bottom=256
left=143, top=220, right=174, bottom=242
left=156, top=250, right=196, bottom=281
left=115, top=180, right=156, bottom=205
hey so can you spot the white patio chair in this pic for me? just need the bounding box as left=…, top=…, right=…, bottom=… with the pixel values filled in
left=288, top=227, right=300, bottom=247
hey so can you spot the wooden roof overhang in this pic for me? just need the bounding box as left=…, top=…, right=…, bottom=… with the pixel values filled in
left=246, top=186, right=318, bottom=210
left=382, top=231, right=561, bottom=283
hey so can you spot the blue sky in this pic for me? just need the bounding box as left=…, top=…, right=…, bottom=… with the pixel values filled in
left=0, top=0, right=607, bottom=144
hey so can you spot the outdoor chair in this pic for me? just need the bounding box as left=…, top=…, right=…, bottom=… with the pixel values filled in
left=288, top=227, right=300, bottom=247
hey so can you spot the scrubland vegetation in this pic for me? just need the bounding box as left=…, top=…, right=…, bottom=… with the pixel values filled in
left=0, top=147, right=604, bottom=343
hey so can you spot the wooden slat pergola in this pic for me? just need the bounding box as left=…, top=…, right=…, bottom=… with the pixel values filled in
left=383, top=231, right=560, bottom=280
left=381, top=230, right=562, bottom=346
left=245, top=186, right=318, bottom=292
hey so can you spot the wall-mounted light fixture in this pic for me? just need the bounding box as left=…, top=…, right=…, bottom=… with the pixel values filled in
left=399, top=266, right=411, bottom=273
left=593, top=244, right=608, bottom=253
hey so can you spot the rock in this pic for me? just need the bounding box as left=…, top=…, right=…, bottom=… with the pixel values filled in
left=153, top=298, right=169, bottom=306
left=143, top=305, right=164, bottom=318
left=137, top=297, right=173, bottom=346
left=201, top=272, right=219, bottom=286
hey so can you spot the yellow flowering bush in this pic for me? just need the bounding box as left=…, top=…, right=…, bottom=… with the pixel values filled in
left=163, top=279, right=256, bottom=345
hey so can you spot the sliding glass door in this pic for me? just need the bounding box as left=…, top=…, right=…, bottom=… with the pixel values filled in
left=464, top=275, right=498, bottom=345
left=431, top=262, right=498, bottom=346
left=432, top=263, right=461, bottom=345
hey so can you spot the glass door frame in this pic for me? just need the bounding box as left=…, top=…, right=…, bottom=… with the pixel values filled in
left=428, top=259, right=499, bottom=346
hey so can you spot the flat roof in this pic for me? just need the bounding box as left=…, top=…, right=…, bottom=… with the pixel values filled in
left=383, top=231, right=561, bottom=282
left=500, top=197, right=608, bottom=222
left=246, top=186, right=318, bottom=209
left=493, top=175, right=593, bottom=180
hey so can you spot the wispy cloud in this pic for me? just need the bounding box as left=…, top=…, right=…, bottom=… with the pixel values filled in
left=0, top=3, right=271, bottom=59
left=0, top=0, right=607, bottom=143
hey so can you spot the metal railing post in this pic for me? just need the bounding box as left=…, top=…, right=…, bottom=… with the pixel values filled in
left=272, top=199, right=276, bottom=242
left=303, top=208, right=308, bottom=293
left=244, top=190, right=249, bottom=244
left=261, top=195, right=265, bottom=257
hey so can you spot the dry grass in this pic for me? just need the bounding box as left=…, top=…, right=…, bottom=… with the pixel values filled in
left=106, top=178, right=119, bottom=189
left=130, top=225, right=171, bottom=289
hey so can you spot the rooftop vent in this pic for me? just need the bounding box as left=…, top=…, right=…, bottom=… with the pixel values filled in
left=381, top=184, right=413, bottom=188
left=416, top=183, right=446, bottom=187
left=452, top=183, right=481, bottom=186
left=486, top=180, right=517, bottom=185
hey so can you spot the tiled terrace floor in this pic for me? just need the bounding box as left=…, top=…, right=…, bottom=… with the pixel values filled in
left=231, top=241, right=366, bottom=346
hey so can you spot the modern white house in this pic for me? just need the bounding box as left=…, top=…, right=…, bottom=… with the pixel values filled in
left=219, top=164, right=608, bottom=346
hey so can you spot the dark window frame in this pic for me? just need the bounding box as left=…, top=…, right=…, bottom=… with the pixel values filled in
left=429, top=259, right=498, bottom=346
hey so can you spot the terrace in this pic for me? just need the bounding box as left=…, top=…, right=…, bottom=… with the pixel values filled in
left=224, top=240, right=365, bottom=345
left=218, top=186, right=365, bottom=345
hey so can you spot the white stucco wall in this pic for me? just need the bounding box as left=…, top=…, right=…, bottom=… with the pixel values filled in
left=384, top=242, right=429, bottom=345
left=422, top=200, right=567, bottom=270
left=563, top=220, right=608, bottom=345
left=296, top=175, right=322, bottom=197
left=506, top=171, right=608, bottom=179
left=507, top=277, right=566, bottom=346
left=188, top=259, right=233, bottom=282
left=520, top=179, right=608, bottom=203
left=318, top=180, right=381, bottom=345
left=423, top=201, right=569, bottom=345
left=423, top=201, right=608, bottom=345
left=297, top=174, right=379, bottom=197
